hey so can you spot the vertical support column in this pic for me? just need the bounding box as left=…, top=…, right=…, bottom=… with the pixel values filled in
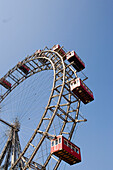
left=4, top=141, right=12, bottom=169
left=1, top=128, right=13, bottom=169
left=16, top=133, right=25, bottom=169
left=11, top=129, right=16, bottom=168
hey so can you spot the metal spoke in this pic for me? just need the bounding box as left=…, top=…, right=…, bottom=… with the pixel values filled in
left=0, top=119, right=19, bottom=130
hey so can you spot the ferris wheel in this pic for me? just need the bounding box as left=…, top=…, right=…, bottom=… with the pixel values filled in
left=0, top=45, right=94, bottom=170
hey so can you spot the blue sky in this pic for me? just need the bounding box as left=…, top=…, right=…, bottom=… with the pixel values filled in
left=0, top=0, right=113, bottom=169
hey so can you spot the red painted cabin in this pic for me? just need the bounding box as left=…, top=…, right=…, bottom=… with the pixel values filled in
left=67, top=51, right=85, bottom=72
left=70, top=78, right=94, bottom=104
left=51, top=135, right=81, bottom=165
left=52, top=44, right=66, bottom=60
left=18, top=62, right=30, bottom=75
left=0, top=78, right=11, bottom=89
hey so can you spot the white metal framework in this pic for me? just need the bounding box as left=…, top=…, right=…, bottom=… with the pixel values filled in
left=0, top=46, right=88, bottom=169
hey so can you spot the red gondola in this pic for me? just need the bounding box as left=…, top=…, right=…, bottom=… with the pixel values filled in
left=70, top=78, right=94, bottom=104
left=52, top=44, right=66, bottom=60
left=18, top=62, right=30, bottom=75
left=51, top=135, right=81, bottom=165
left=0, top=78, right=11, bottom=89
left=67, top=51, right=85, bottom=72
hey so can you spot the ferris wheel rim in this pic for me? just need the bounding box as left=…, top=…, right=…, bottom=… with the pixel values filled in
left=0, top=48, right=81, bottom=170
